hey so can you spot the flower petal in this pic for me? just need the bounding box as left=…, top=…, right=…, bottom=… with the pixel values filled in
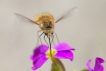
left=94, top=57, right=105, bottom=71
left=86, top=59, right=93, bottom=71
left=95, top=57, right=105, bottom=63
left=54, top=50, right=74, bottom=61
left=31, top=44, right=48, bottom=61
left=53, top=42, right=75, bottom=51
left=32, top=55, right=48, bottom=70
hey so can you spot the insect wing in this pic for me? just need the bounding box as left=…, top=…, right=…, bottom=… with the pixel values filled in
left=55, top=7, right=79, bottom=23
left=13, top=13, right=38, bottom=25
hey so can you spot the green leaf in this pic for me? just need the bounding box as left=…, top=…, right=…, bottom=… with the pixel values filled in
left=71, top=69, right=77, bottom=71
left=51, top=58, right=65, bottom=71
left=81, top=68, right=89, bottom=71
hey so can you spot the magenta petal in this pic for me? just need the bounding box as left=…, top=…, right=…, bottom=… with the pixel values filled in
left=54, top=42, right=75, bottom=51
left=54, top=50, right=74, bottom=61
left=95, top=57, right=105, bottom=63
left=32, top=56, right=48, bottom=70
left=94, top=57, right=105, bottom=71
left=86, top=59, right=93, bottom=71
left=31, top=44, right=48, bottom=60
left=86, top=57, right=105, bottom=71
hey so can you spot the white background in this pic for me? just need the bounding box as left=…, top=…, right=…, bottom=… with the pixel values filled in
left=0, top=0, right=106, bottom=71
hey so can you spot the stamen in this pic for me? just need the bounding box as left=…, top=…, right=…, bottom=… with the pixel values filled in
left=46, top=49, right=57, bottom=59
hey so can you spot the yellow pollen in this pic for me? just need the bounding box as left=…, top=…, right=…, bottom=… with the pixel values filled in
left=46, top=49, right=57, bottom=58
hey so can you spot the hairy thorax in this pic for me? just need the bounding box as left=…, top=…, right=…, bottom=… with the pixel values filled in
left=34, top=13, right=55, bottom=37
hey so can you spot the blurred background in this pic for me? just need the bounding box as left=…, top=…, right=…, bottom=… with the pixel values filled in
left=0, top=0, right=106, bottom=71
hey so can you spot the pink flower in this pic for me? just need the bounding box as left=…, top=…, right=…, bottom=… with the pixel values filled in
left=86, top=57, right=105, bottom=71
left=30, top=42, right=75, bottom=70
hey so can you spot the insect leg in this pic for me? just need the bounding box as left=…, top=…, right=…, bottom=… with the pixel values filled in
left=36, top=30, right=44, bottom=47
left=44, top=34, right=49, bottom=46
left=36, top=30, right=39, bottom=46
left=39, top=32, right=44, bottom=45
left=51, top=33, right=55, bottom=46
left=54, top=32, right=60, bottom=44
left=54, top=32, right=63, bottom=48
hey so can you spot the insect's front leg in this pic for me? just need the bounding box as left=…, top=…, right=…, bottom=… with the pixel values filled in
left=51, top=33, right=55, bottom=46
left=43, top=34, right=49, bottom=46
left=36, top=30, right=44, bottom=47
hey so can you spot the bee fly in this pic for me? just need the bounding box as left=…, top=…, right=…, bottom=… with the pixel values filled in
left=14, top=7, right=78, bottom=56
